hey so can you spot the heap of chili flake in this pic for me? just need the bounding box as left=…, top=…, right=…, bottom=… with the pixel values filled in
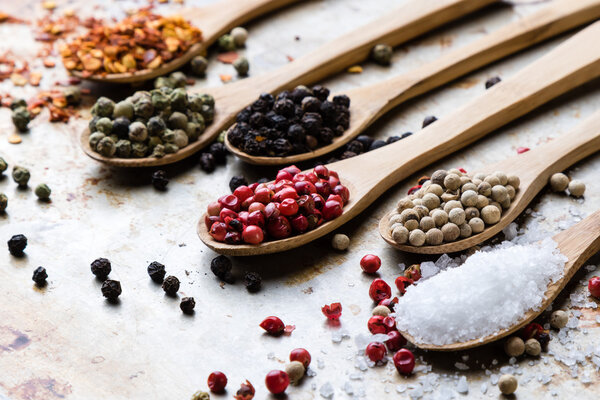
left=60, top=9, right=202, bottom=76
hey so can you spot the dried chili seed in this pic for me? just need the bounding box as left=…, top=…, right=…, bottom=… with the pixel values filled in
left=32, top=266, right=48, bottom=286
left=321, top=302, right=342, bottom=320
left=180, top=297, right=195, bottom=314
left=147, top=261, right=166, bottom=283
left=244, top=271, right=262, bottom=292
left=162, top=275, right=180, bottom=296
left=8, top=234, right=27, bottom=256
left=151, top=170, right=169, bottom=191
left=101, top=279, right=122, bottom=301
left=90, top=258, right=111, bottom=280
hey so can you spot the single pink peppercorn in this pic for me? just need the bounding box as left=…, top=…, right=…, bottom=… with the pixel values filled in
left=207, top=371, right=228, bottom=393
left=290, top=348, right=311, bottom=368
left=369, top=278, right=391, bottom=302
left=365, top=342, right=387, bottom=362
left=265, top=370, right=289, bottom=394
left=360, top=254, right=381, bottom=273
left=393, top=349, right=415, bottom=375
left=588, top=276, right=600, bottom=298
left=260, top=316, right=285, bottom=335
left=321, top=302, right=342, bottom=320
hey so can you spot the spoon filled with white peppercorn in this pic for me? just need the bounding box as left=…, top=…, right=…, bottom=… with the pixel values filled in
left=379, top=108, right=600, bottom=254
left=198, top=25, right=600, bottom=256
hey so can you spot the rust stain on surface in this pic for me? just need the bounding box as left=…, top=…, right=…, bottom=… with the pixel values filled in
left=8, top=378, right=72, bottom=399
left=285, top=264, right=329, bottom=286
left=0, top=326, right=31, bottom=352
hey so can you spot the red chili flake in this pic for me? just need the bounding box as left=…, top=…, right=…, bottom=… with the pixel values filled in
left=407, top=185, right=421, bottom=195
left=517, top=147, right=530, bottom=154
left=234, top=380, right=255, bottom=400
left=43, top=59, right=55, bottom=68
left=286, top=55, right=294, bottom=62
left=458, top=167, right=467, bottom=174
left=321, top=302, right=342, bottom=320
left=520, top=322, right=543, bottom=340
left=217, top=51, right=239, bottom=64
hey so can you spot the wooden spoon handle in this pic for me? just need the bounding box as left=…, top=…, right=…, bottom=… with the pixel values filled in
left=555, top=209, right=600, bottom=276
left=214, top=0, right=497, bottom=99
left=364, top=0, right=600, bottom=116
left=334, top=20, right=600, bottom=200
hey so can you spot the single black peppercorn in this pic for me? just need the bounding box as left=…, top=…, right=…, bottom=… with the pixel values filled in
left=355, top=135, right=374, bottom=150
left=401, top=131, right=413, bottom=139
left=422, top=115, right=437, bottom=128
left=147, top=261, right=166, bottom=283
left=90, top=258, right=112, bottom=280
left=32, top=266, right=48, bottom=286
left=386, top=136, right=401, bottom=144
left=229, top=175, right=248, bottom=192
left=345, top=140, right=364, bottom=154
left=537, top=332, right=550, bottom=350
left=162, top=275, right=180, bottom=296
left=208, top=142, right=228, bottom=164
left=369, top=140, right=387, bottom=151
left=199, top=152, right=216, bottom=172
left=8, top=234, right=27, bottom=256
left=210, top=255, right=234, bottom=283
left=485, top=76, right=501, bottom=89
left=244, top=271, right=262, bottom=293
left=151, top=170, right=169, bottom=191
left=339, top=151, right=357, bottom=160
left=180, top=297, right=196, bottom=314
left=101, top=279, right=122, bottom=301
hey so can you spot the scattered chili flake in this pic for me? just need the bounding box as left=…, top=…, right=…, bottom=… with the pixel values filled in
left=517, top=147, right=530, bottom=154
left=347, top=65, right=363, bottom=74
left=283, top=324, right=296, bottom=335
left=407, top=184, right=421, bottom=195
left=286, top=55, right=294, bottom=62
left=8, top=134, right=22, bottom=144
left=43, top=59, right=56, bottom=68
left=217, top=51, right=238, bottom=64
left=458, top=167, right=467, bottom=174
left=234, top=380, right=255, bottom=400
left=417, top=175, right=430, bottom=185
left=321, top=302, right=342, bottom=320
left=220, top=74, right=232, bottom=82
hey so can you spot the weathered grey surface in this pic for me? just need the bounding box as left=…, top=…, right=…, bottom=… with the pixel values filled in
left=0, top=0, right=599, bottom=399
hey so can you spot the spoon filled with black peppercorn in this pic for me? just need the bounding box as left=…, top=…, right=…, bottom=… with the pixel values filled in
left=224, top=0, right=600, bottom=165
left=198, top=23, right=600, bottom=255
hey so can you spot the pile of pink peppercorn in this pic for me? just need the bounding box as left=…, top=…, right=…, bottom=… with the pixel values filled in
left=205, top=165, right=350, bottom=244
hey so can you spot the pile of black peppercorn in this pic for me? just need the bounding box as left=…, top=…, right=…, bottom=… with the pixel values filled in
left=227, top=85, right=351, bottom=157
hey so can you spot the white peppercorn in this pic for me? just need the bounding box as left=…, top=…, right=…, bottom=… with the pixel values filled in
left=392, top=226, right=409, bottom=244
left=422, top=193, right=440, bottom=210
left=568, top=180, right=585, bottom=197
left=484, top=174, right=500, bottom=187
left=444, top=173, right=461, bottom=190
left=494, top=171, right=508, bottom=185
left=461, top=182, right=477, bottom=192
left=478, top=181, right=492, bottom=197
left=525, top=338, right=541, bottom=356
left=448, top=168, right=463, bottom=176
left=397, top=198, right=415, bottom=212
left=231, top=26, right=248, bottom=47
left=331, top=234, right=350, bottom=250
left=404, top=219, right=419, bottom=231
left=489, top=201, right=502, bottom=212
left=372, top=305, right=390, bottom=317
left=481, top=205, right=501, bottom=224
left=443, top=200, right=462, bottom=214
left=504, top=336, right=525, bottom=357
left=549, top=172, right=569, bottom=192
left=419, top=216, right=435, bottom=232
left=491, top=185, right=508, bottom=202
left=431, top=170, right=447, bottom=186
left=413, top=205, right=429, bottom=219
left=550, top=310, right=568, bottom=329
left=506, top=184, right=516, bottom=200
left=426, top=228, right=443, bottom=245
left=459, top=223, right=472, bottom=238
left=469, top=217, right=485, bottom=234
left=391, top=223, right=403, bottom=231
left=285, top=361, right=305, bottom=385
left=464, top=207, right=479, bottom=220
left=409, top=229, right=426, bottom=246
left=476, top=194, right=489, bottom=209
left=400, top=208, right=419, bottom=223
left=441, top=223, right=460, bottom=242
left=507, top=174, right=520, bottom=189
left=441, top=190, right=459, bottom=202
left=448, top=208, right=466, bottom=225
left=498, top=375, right=518, bottom=395
left=432, top=210, right=448, bottom=227
left=474, top=172, right=486, bottom=181
left=472, top=178, right=482, bottom=186
left=424, top=183, right=443, bottom=197
left=460, top=190, right=478, bottom=207
left=389, top=213, right=402, bottom=225
left=500, top=196, right=511, bottom=209
left=412, top=198, right=424, bottom=207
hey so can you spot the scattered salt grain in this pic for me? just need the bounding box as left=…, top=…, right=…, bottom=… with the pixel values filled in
left=396, top=384, right=407, bottom=393
left=480, top=383, right=487, bottom=394
left=343, top=381, right=354, bottom=394
left=319, top=382, right=334, bottom=398
left=454, top=362, right=469, bottom=370
left=456, top=376, right=468, bottom=394
left=502, top=222, right=518, bottom=240
left=306, top=368, right=317, bottom=377
left=419, top=261, right=439, bottom=280
left=395, top=239, right=566, bottom=345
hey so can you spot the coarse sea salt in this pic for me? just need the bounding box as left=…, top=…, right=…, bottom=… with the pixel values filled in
left=395, top=238, right=567, bottom=345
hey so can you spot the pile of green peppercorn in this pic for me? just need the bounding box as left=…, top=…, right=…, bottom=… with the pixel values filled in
left=88, top=75, right=215, bottom=159
left=227, top=85, right=351, bottom=157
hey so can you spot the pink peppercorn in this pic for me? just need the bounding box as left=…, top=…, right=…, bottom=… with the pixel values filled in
left=207, top=371, right=228, bottom=393
left=369, top=278, right=391, bottom=302
left=260, top=316, right=285, bottom=335
left=365, top=342, right=386, bottom=362
left=393, top=349, right=415, bottom=375
left=360, top=254, right=381, bottom=273
left=265, top=370, right=289, bottom=394
left=589, top=276, right=600, bottom=298
left=321, top=302, right=342, bottom=320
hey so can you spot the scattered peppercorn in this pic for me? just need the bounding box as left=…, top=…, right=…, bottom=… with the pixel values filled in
left=34, top=183, right=51, bottom=200
left=180, top=297, right=196, bottom=314
left=90, top=258, right=111, bottom=280
left=285, top=361, right=305, bottom=384
left=524, top=338, right=541, bottom=356
left=218, top=34, right=236, bottom=51
left=393, top=348, right=415, bottom=375
left=233, top=56, right=249, bottom=76
left=0, top=157, right=7, bottom=174
left=504, top=336, right=525, bottom=357
left=147, top=261, right=166, bottom=283
left=162, top=275, right=180, bottom=296
left=231, top=27, right=248, bottom=47
left=260, top=316, right=285, bottom=335
left=199, top=152, right=216, bottom=172
left=321, top=302, right=342, bottom=320
left=498, top=374, right=518, bottom=395
left=244, top=271, right=262, bottom=292
left=234, top=380, right=255, bottom=400
left=360, top=254, right=381, bottom=274
left=422, top=115, right=437, bottom=128
left=568, top=180, right=585, bottom=197
left=549, top=172, right=569, bottom=192
left=32, top=266, right=48, bottom=286
left=208, top=142, right=228, bottom=164
left=211, top=255, right=234, bottom=283
left=265, top=370, right=289, bottom=394
left=550, top=310, right=568, bottom=329
left=12, top=166, right=30, bottom=187
left=151, top=170, right=169, bottom=191
left=371, top=44, right=393, bottom=65
left=588, top=276, right=600, bottom=298
left=11, top=107, right=31, bottom=132
left=0, top=193, right=7, bottom=212
left=190, top=55, right=208, bottom=76
left=190, top=391, right=210, bottom=400
left=331, top=233, right=350, bottom=250
left=229, top=175, right=248, bottom=192
left=325, top=133, right=413, bottom=163
left=8, top=234, right=27, bottom=256
left=485, top=76, right=501, bottom=89
left=101, top=279, right=122, bottom=301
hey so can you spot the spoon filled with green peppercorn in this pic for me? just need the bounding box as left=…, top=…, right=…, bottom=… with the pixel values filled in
left=198, top=24, right=600, bottom=255
left=81, top=0, right=504, bottom=166
left=379, top=109, right=600, bottom=255
left=224, top=0, right=600, bottom=165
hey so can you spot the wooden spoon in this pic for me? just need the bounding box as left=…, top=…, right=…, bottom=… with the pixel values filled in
left=380, top=109, right=600, bottom=254
left=71, top=0, right=301, bottom=83
left=226, top=0, right=600, bottom=165
left=399, top=208, right=600, bottom=351
left=81, top=0, right=499, bottom=167
left=197, top=21, right=600, bottom=256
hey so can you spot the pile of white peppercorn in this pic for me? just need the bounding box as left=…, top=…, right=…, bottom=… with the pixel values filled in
left=388, top=169, right=519, bottom=246
left=549, top=172, right=585, bottom=197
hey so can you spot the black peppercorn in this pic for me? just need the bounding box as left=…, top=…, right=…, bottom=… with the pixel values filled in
left=332, top=94, right=350, bottom=108
left=91, top=258, right=111, bottom=281
left=386, top=136, right=401, bottom=144
left=101, top=279, right=122, bottom=301
left=244, top=271, right=262, bottom=293
left=249, top=112, right=266, bottom=128
left=312, top=85, right=330, bottom=101
left=236, top=106, right=252, bottom=123
left=345, top=140, right=364, bottom=154
left=305, top=135, right=318, bottom=150
left=369, top=140, right=387, bottom=151
left=7, top=234, right=27, bottom=256
left=318, top=128, right=334, bottom=145
left=272, top=138, right=293, bottom=155
left=229, top=175, right=248, bottom=192
left=180, top=297, right=196, bottom=314
left=273, top=99, right=295, bottom=118
left=211, top=255, right=234, bottom=283
left=422, top=115, right=437, bottom=128
left=401, top=131, right=413, bottom=139
left=162, top=275, right=180, bottom=296
left=485, top=76, right=501, bottom=89
left=259, top=92, right=275, bottom=105
left=151, top=170, right=169, bottom=191
left=286, top=124, right=306, bottom=143
left=339, top=151, right=357, bottom=160
left=32, top=266, right=48, bottom=286
left=208, top=142, right=228, bottom=164
left=356, top=135, right=374, bottom=150
left=301, top=96, right=321, bottom=113
left=537, top=332, right=550, bottom=350
left=147, top=261, right=166, bottom=283
left=291, top=87, right=311, bottom=103
left=251, top=98, right=269, bottom=113
left=199, top=152, right=216, bottom=172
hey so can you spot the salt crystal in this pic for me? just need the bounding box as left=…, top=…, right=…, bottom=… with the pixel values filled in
left=492, top=359, right=498, bottom=365
left=319, top=382, right=334, bottom=398
left=343, top=381, right=354, bottom=394
left=355, top=356, right=368, bottom=371
left=461, top=355, right=469, bottom=361
left=585, top=265, right=597, bottom=272
left=490, top=374, right=499, bottom=385
left=332, top=331, right=343, bottom=343
left=454, top=362, right=469, bottom=370
left=396, top=384, right=407, bottom=393
left=420, top=261, right=439, bottom=280
left=456, top=376, right=468, bottom=394
left=306, top=368, right=317, bottom=377
left=480, top=383, right=487, bottom=394
left=408, top=383, right=423, bottom=399
left=317, top=359, right=325, bottom=369
left=502, top=222, right=518, bottom=240
left=581, top=371, right=592, bottom=383
left=509, top=357, right=516, bottom=365
left=596, top=316, right=600, bottom=324
left=349, top=373, right=363, bottom=380
left=398, top=263, right=406, bottom=272
left=395, top=239, right=566, bottom=345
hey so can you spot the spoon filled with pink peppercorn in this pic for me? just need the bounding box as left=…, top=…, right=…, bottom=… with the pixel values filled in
left=198, top=22, right=600, bottom=256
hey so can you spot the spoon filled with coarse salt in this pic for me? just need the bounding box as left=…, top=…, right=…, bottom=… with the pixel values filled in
left=379, top=108, right=600, bottom=254
left=394, top=208, right=600, bottom=351
left=198, top=22, right=600, bottom=256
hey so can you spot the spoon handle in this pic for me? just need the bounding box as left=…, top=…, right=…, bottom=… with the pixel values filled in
left=364, top=0, right=600, bottom=116
left=334, top=20, right=600, bottom=200
left=555, top=209, right=600, bottom=276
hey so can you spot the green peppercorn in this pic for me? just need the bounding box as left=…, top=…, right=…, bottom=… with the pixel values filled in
left=115, top=139, right=132, bottom=158
left=161, top=129, right=176, bottom=143
left=154, top=76, right=174, bottom=89
left=96, top=137, right=116, bottom=157
left=93, top=97, right=115, bottom=118
left=12, top=166, right=30, bottom=187
left=186, top=122, right=201, bottom=142
left=190, top=391, right=210, bottom=400
left=164, top=143, right=179, bottom=154
left=113, top=100, right=134, bottom=119
left=34, top=183, right=51, bottom=200
left=170, top=71, right=187, bottom=88
left=147, top=116, right=167, bottom=136
left=0, top=193, right=7, bottom=212
left=131, top=91, right=151, bottom=104
left=10, top=98, right=27, bottom=110
left=217, top=130, right=226, bottom=143
left=200, top=94, right=215, bottom=108
left=233, top=56, right=249, bottom=76
left=63, top=86, right=81, bottom=105
left=169, top=88, right=189, bottom=111
left=372, top=44, right=393, bottom=66
left=200, top=104, right=214, bottom=123
left=188, top=94, right=203, bottom=112
left=131, top=143, right=148, bottom=158
left=128, top=121, right=148, bottom=142
left=152, top=144, right=165, bottom=158
left=11, top=107, right=31, bottom=132
left=151, top=90, right=170, bottom=110
left=0, top=157, right=7, bottom=174
left=231, top=26, right=248, bottom=47
left=89, top=132, right=105, bottom=149
left=190, top=56, right=208, bottom=76
left=168, top=111, right=188, bottom=130
left=218, top=34, right=236, bottom=51
left=134, top=98, right=154, bottom=120
left=88, top=116, right=100, bottom=133
left=95, top=117, right=113, bottom=134
left=148, top=136, right=163, bottom=150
